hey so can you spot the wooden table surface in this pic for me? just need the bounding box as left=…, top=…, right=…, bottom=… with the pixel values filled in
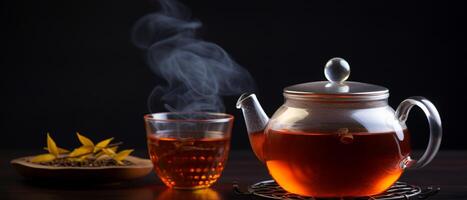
left=1, top=150, right=466, bottom=200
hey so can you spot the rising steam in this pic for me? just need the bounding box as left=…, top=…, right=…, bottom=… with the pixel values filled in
left=132, top=0, right=255, bottom=112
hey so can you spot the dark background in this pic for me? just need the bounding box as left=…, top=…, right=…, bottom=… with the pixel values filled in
left=1, top=0, right=466, bottom=150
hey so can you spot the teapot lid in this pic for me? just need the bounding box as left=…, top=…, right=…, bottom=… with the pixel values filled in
left=284, top=57, right=389, bottom=101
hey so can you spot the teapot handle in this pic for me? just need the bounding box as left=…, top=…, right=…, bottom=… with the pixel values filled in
left=395, top=96, right=442, bottom=169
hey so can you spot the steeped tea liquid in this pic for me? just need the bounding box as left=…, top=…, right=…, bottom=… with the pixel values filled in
left=147, top=131, right=230, bottom=189
left=264, top=129, right=411, bottom=197
left=248, top=131, right=266, bottom=162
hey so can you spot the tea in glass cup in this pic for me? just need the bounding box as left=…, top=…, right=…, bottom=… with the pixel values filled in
left=144, top=112, right=233, bottom=189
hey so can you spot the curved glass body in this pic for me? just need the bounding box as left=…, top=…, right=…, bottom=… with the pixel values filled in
left=263, top=98, right=411, bottom=197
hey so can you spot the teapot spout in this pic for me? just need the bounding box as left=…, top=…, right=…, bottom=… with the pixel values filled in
left=236, top=93, right=269, bottom=134
left=237, top=93, right=269, bottom=161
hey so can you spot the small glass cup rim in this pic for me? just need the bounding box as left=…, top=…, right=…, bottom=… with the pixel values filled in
left=144, top=112, right=234, bottom=123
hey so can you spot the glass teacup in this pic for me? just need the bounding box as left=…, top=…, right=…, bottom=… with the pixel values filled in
left=144, top=112, right=233, bottom=189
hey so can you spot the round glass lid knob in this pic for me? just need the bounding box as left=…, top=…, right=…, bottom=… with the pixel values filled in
left=324, top=57, right=350, bottom=83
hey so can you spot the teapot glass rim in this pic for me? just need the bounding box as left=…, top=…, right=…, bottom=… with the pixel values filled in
left=283, top=90, right=389, bottom=102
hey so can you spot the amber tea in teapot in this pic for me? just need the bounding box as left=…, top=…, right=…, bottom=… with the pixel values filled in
left=248, top=131, right=266, bottom=162
left=237, top=58, right=442, bottom=197
left=264, top=129, right=411, bottom=197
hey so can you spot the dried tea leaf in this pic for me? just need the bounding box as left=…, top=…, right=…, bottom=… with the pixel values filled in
left=101, top=147, right=117, bottom=156
left=95, top=150, right=105, bottom=158
left=44, top=147, right=70, bottom=154
left=109, top=146, right=118, bottom=153
left=94, top=138, right=114, bottom=153
left=115, top=160, right=124, bottom=165
left=47, top=133, right=60, bottom=157
left=113, top=149, right=133, bottom=164
left=58, top=147, right=70, bottom=154
left=95, top=153, right=109, bottom=159
left=76, top=132, right=94, bottom=147
left=31, top=153, right=56, bottom=163
left=68, top=146, right=93, bottom=157
left=78, top=154, right=91, bottom=161
left=96, top=146, right=118, bottom=158
left=67, top=157, right=83, bottom=162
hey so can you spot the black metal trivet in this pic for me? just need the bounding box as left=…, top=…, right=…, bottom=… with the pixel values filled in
left=233, top=180, right=440, bottom=200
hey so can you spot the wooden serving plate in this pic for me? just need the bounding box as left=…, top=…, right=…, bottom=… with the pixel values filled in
left=11, top=156, right=153, bottom=182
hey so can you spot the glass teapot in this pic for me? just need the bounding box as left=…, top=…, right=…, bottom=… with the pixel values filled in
left=236, top=58, right=442, bottom=198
